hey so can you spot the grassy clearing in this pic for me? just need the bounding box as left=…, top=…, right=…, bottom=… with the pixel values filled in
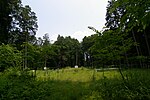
left=1, top=68, right=150, bottom=100
left=36, top=67, right=120, bottom=82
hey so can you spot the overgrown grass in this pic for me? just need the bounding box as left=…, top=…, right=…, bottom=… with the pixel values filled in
left=36, top=67, right=120, bottom=82
left=0, top=68, right=150, bottom=100
left=89, top=69, right=150, bottom=100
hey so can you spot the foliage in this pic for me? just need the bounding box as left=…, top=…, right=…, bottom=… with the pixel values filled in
left=105, top=0, right=150, bottom=31
left=11, top=4, right=38, bottom=49
left=81, top=34, right=99, bottom=67
left=1, top=68, right=150, bottom=100
left=0, top=44, right=22, bottom=72
left=0, top=0, right=38, bottom=47
left=90, top=30, right=133, bottom=66
left=0, top=68, right=91, bottom=100
left=105, top=0, right=150, bottom=67
left=91, top=69, right=150, bottom=100
left=41, top=44, right=57, bottom=68
left=1, top=0, right=150, bottom=99
left=54, top=35, right=81, bottom=68
left=109, top=0, right=150, bottom=31
left=0, top=0, right=21, bottom=44
left=21, top=42, right=41, bottom=69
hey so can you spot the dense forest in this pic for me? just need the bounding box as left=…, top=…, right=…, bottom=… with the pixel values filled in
left=0, top=0, right=150, bottom=99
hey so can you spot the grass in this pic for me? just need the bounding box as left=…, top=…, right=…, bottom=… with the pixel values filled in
left=36, top=67, right=120, bottom=82
left=1, top=67, right=150, bottom=100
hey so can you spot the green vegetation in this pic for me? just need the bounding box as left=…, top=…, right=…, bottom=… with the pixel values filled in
left=0, top=68, right=150, bottom=100
left=36, top=67, right=120, bottom=82
left=1, top=0, right=150, bottom=71
left=0, top=0, right=150, bottom=99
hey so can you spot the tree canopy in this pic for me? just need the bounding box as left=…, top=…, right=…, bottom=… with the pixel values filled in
left=0, top=0, right=38, bottom=47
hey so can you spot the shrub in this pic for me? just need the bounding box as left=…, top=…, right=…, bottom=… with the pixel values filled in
left=91, top=69, right=150, bottom=100
left=0, top=44, right=22, bottom=72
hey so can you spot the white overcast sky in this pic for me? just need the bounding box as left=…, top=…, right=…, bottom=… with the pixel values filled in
left=22, top=0, right=108, bottom=42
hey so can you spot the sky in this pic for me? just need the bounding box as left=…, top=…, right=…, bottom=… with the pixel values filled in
left=22, top=0, right=108, bottom=42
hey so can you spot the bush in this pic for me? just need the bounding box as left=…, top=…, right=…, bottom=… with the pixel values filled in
left=0, top=44, right=22, bottom=72
left=1, top=68, right=150, bottom=100
left=0, top=67, right=93, bottom=100
left=91, top=69, right=150, bottom=100
left=0, top=68, right=36, bottom=99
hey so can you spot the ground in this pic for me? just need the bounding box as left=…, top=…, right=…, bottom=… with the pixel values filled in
left=1, top=67, right=150, bottom=100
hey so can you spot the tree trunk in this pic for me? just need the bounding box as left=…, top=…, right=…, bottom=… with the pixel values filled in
left=24, top=32, right=28, bottom=70
left=25, top=43, right=27, bottom=69
left=44, top=57, right=47, bottom=67
left=144, top=31, right=150, bottom=56
left=76, top=49, right=78, bottom=65
left=122, top=39, right=129, bottom=68
left=132, top=30, right=142, bottom=68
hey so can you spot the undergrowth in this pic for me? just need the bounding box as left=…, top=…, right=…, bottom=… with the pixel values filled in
left=88, top=69, right=150, bottom=100
left=0, top=68, right=150, bottom=100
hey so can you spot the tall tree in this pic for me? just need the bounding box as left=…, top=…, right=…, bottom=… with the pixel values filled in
left=0, top=0, right=38, bottom=47
left=0, top=0, right=21, bottom=44
left=54, top=35, right=80, bottom=68
left=43, top=33, right=50, bottom=46
left=105, top=0, right=126, bottom=30
left=12, top=5, right=38, bottom=49
left=106, top=0, right=150, bottom=67
left=81, top=34, right=98, bottom=67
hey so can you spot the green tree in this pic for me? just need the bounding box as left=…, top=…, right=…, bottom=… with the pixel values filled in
left=54, top=35, right=80, bottom=68
left=105, top=0, right=150, bottom=67
left=0, top=0, right=38, bottom=47
left=87, top=26, right=133, bottom=68
left=81, top=34, right=98, bottom=67
left=12, top=5, right=38, bottom=49
left=43, top=33, right=50, bottom=46
left=0, top=0, right=21, bottom=44
left=38, top=33, right=57, bottom=69
left=0, top=44, right=22, bottom=71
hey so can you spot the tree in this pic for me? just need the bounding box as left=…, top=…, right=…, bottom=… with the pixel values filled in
left=36, top=37, right=44, bottom=46
left=105, top=0, right=126, bottom=30
left=0, top=44, right=22, bottom=71
left=105, top=0, right=150, bottom=67
left=0, top=0, right=38, bottom=47
left=87, top=26, right=133, bottom=68
left=0, top=0, right=21, bottom=44
left=81, top=34, right=98, bottom=67
left=12, top=5, right=38, bottom=49
left=54, top=35, right=80, bottom=68
left=41, top=44, right=56, bottom=68
left=43, top=33, right=50, bottom=46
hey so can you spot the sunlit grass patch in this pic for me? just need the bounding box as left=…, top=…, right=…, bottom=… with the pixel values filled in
left=36, top=67, right=120, bottom=82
